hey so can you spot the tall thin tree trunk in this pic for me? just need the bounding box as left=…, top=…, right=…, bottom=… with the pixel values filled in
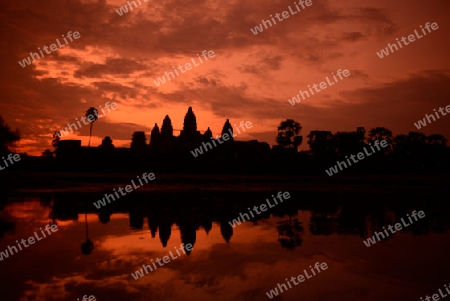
left=88, top=123, right=93, bottom=147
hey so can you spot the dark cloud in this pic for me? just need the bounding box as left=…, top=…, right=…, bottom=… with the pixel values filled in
left=0, top=0, right=448, bottom=154
left=238, top=65, right=261, bottom=75
left=339, top=69, right=450, bottom=137
left=348, top=70, right=369, bottom=79
left=259, top=54, right=283, bottom=70
left=74, top=58, right=147, bottom=78
left=312, top=6, right=398, bottom=37
left=342, top=32, right=366, bottom=42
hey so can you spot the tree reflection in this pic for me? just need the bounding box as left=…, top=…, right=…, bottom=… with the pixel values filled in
left=81, top=213, right=94, bottom=255
left=277, top=215, right=303, bottom=249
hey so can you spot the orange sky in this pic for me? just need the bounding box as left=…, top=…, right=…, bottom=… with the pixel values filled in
left=1, top=0, right=449, bottom=155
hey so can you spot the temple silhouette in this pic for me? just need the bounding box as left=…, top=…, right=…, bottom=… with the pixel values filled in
left=54, top=107, right=270, bottom=172
left=0, top=107, right=449, bottom=174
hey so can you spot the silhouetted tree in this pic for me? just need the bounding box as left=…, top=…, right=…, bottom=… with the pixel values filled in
left=405, top=131, right=428, bottom=155
left=131, top=131, right=147, bottom=149
left=276, top=119, right=302, bottom=151
left=0, top=116, right=20, bottom=155
left=334, top=128, right=365, bottom=156
left=393, top=134, right=408, bottom=155
left=99, top=136, right=114, bottom=149
left=42, top=149, right=53, bottom=159
left=425, top=134, right=447, bottom=170
left=85, top=107, right=99, bottom=147
left=426, top=134, right=447, bottom=148
left=308, top=130, right=335, bottom=157
left=393, top=131, right=428, bottom=170
left=367, top=127, right=393, bottom=154
left=52, top=131, right=60, bottom=148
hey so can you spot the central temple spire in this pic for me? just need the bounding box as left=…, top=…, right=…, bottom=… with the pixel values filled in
left=181, top=107, right=198, bottom=138
left=161, top=115, right=173, bottom=138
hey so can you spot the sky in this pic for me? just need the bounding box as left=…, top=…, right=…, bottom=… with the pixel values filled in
left=0, top=0, right=449, bottom=155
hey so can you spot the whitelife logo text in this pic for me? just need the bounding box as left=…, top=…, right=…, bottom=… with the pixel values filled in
left=376, top=22, right=439, bottom=59
left=0, top=224, right=59, bottom=261
left=93, top=172, right=155, bottom=209
left=18, top=31, right=81, bottom=68
left=250, top=0, right=313, bottom=35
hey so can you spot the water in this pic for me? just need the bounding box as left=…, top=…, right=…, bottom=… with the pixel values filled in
left=0, top=190, right=449, bottom=301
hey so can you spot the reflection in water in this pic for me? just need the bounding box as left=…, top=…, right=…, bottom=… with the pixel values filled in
left=0, top=218, right=15, bottom=239
left=219, top=221, right=233, bottom=243
left=81, top=212, right=94, bottom=255
left=179, top=218, right=196, bottom=256
left=0, top=191, right=449, bottom=301
left=26, top=192, right=450, bottom=255
left=277, top=215, right=303, bottom=249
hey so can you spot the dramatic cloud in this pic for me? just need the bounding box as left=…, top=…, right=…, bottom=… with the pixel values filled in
left=0, top=0, right=449, bottom=154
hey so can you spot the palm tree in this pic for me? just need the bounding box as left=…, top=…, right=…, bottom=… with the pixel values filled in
left=85, top=107, right=99, bottom=147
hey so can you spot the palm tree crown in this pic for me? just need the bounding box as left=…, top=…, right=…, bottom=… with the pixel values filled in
left=85, top=107, right=99, bottom=147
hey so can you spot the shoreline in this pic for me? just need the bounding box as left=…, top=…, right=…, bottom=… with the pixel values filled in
left=1, top=171, right=448, bottom=193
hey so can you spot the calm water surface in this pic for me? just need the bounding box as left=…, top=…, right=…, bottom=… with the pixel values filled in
left=0, top=191, right=449, bottom=301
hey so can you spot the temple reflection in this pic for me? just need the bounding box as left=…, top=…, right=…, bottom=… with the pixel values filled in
left=2, top=191, right=447, bottom=255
